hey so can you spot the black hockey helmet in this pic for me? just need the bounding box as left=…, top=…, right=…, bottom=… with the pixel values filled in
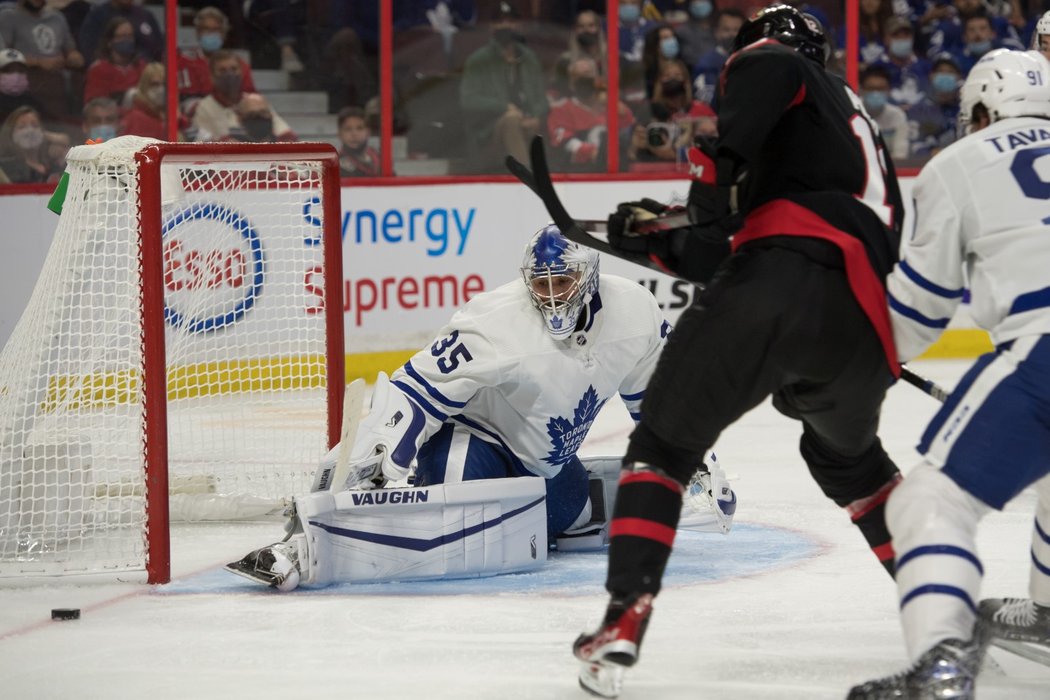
left=732, top=4, right=829, bottom=66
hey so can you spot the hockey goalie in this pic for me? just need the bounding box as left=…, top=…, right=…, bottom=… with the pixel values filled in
left=226, top=224, right=737, bottom=591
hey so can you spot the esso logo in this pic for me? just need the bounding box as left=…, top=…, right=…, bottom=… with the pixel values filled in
left=162, top=203, right=265, bottom=334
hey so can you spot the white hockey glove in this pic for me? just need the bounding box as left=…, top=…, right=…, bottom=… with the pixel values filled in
left=334, top=371, right=423, bottom=490
left=681, top=451, right=737, bottom=534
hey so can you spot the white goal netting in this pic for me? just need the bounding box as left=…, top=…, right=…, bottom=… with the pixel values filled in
left=0, top=137, right=343, bottom=581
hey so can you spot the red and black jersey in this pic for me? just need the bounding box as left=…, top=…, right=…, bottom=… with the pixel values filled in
left=716, top=39, right=904, bottom=375
left=718, top=40, right=903, bottom=281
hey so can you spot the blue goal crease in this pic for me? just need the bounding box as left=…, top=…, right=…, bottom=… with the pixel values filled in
left=157, top=523, right=820, bottom=598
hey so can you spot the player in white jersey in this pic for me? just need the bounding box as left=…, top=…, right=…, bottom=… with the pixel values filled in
left=850, top=49, right=1050, bottom=699
left=226, top=224, right=736, bottom=590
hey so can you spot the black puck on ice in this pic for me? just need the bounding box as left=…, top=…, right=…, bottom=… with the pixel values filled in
left=51, top=608, right=80, bottom=621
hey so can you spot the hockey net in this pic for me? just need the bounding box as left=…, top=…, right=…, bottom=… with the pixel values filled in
left=0, top=137, right=344, bottom=583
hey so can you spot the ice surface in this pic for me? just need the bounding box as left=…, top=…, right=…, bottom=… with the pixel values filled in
left=1, top=360, right=1047, bottom=699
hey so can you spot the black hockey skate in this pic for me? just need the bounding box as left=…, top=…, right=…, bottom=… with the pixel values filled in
left=224, top=541, right=301, bottom=592
left=847, top=635, right=985, bottom=700
left=978, top=597, right=1050, bottom=665
left=979, top=597, right=1050, bottom=644
left=573, top=594, right=653, bottom=698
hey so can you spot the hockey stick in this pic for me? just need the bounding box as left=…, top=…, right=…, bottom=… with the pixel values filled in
left=991, top=639, right=1050, bottom=667
left=509, top=136, right=952, bottom=404
left=311, top=377, right=367, bottom=492
left=507, top=137, right=686, bottom=276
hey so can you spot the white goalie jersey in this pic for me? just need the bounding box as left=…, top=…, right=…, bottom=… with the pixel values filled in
left=887, top=116, right=1050, bottom=361
left=391, top=274, right=670, bottom=479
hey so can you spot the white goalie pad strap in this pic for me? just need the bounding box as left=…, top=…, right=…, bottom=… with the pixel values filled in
left=294, top=477, right=548, bottom=585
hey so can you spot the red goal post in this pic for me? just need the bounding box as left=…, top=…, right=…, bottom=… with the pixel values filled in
left=0, top=138, right=345, bottom=584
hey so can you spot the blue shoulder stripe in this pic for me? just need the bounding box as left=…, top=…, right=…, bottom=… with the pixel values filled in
left=404, top=361, right=469, bottom=409
left=391, top=379, right=448, bottom=422
left=899, top=259, right=965, bottom=299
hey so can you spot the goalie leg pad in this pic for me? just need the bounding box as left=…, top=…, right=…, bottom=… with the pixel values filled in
left=294, top=477, right=548, bottom=585
left=557, top=456, right=623, bottom=551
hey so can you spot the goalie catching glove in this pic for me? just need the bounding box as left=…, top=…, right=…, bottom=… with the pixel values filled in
left=316, top=371, right=425, bottom=490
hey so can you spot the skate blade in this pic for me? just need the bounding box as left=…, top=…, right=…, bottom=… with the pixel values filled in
left=223, top=560, right=277, bottom=587
left=578, top=659, right=626, bottom=698
left=992, top=639, right=1050, bottom=667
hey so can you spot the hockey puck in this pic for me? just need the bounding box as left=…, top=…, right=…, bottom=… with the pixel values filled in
left=51, top=608, right=80, bottom=621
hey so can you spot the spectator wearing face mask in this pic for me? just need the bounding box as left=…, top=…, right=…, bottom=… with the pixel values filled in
left=950, top=14, right=1005, bottom=74
left=227, top=92, right=295, bottom=143
left=0, top=50, right=47, bottom=125
left=0, top=105, right=67, bottom=183
left=552, top=10, right=608, bottom=100
left=642, top=23, right=686, bottom=99
left=79, top=0, right=165, bottom=64
left=191, top=51, right=275, bottom=141
left=0, top=0, right=85, bottom=120
left=858, top=65, right=909, bottom=161
left=459, top=3, right=547, bottom=173
left=618, top=0, right=652, bottom=107
left=82, top=96, right=119, bottom=143
left=629, top=58, right=715, bottom=167
left=922, top=0, right=1022, bottom=60
left=906, top=54, right=963, bottom=160
left=673, top=0, right=718, bottom=69
left=83, top=16, right=145, bottom=105
left=869, top=17, right=930, bottom=109
left=547, top=56, right=635, bottom=172
left=176, top=6, right=256, bottom=112
left=120, top=63, right=170, bottom=140
left=692, top=7, right=745, bottom=105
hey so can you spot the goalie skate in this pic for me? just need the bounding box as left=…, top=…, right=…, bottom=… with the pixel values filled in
left=573, top=594, right=653, bottom=698
left=847, top=635, right=985, bottom=700
left=224, top=540, right=302, bottom=592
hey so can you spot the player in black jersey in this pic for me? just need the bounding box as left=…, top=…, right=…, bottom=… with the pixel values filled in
left=573, top=6, right=906, bottom=697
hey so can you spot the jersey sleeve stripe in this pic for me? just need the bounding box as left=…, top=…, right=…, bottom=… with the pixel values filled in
left=391, top=379, right=449, bottom=421
left=1009, top=286, right=1050, bottom=316
left=887, top=292, right=951, bottom=329
left=620, top=389, right=645, bottom=402
left=899, top=259, right=966, bottom=299
left=403, top=361, right=470, bottom=409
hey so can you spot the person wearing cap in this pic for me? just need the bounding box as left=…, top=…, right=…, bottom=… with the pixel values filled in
left=0, top=0, right=85, bottom=120
left=0, top=49, right=47, bottom=125
left=870, top=16, right=931, bottom=108
left=459, top=1, right=547, bottom=173
left=906, top=54, right=963, bottom=160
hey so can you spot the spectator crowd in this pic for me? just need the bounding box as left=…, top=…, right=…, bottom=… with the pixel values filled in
left=1, top=0, right=1049, bottom=182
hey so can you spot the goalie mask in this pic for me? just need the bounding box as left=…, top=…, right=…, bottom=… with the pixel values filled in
left=959, top=49, right=1050, bottom=134
left=521, top=224, right=600, bottom=340
left=732, top=4, right=829, bottom=66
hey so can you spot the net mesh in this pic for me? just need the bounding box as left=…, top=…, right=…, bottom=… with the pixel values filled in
left=0, top=138, right=338, bottom=577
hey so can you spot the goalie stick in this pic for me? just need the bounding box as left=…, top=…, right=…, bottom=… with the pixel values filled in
left=507, top=136, right=951, bottom=404
left=311, top=377, right=368, bottom=492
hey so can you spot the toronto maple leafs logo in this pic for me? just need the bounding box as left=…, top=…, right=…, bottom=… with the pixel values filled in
left=544, top=386, right=606, bottom=466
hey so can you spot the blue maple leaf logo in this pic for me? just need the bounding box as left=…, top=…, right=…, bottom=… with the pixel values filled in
left=544, top=386, right=606, bottom=466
